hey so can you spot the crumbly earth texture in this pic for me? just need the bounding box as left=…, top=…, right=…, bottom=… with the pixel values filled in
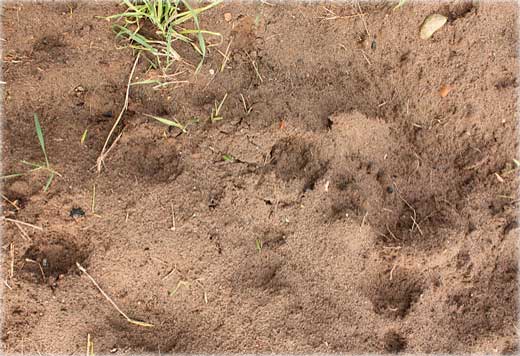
left=1, top=1, right=518, bottom=353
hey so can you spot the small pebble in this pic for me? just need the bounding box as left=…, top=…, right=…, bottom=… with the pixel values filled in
left=69, top=207, right=85, bottom=218
left=439, top=84, right=453, bottom=98
left=102, top=111, right=113, bottom=118
left=224, top=12, right=232, bottom=22
left=386, top=186, right=394, bottom=193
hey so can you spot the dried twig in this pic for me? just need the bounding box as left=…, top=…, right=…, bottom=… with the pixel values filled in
left=389, top=263, right=398, bottom=281
left=245, top=52, right=263, bottom=82
left=25, top=258, right=46, bottom=282
left=76, top=262, right=154, bottom=327
left=96, top=53, right=141, bottom=172
left=91, top=184, right=96, bottom=213
left=218, top=39, right=233, bottom=72
left=392, top=183, right=424, bottom=236
left=170, top=204, right=176, bottom=231
left=9, top=243, right=14, bottom=279
left=86, top=334, right=94, bottom=356
left=360, top=211, right=368, bottom=229
left=386, top=224, right=399, bottom=241
left=355, top=1, right=370, bottom=37
left=360, top=49, right=372, bottom=66
left=13, top=221, right=31, bottom=241
left=1, top=193, right=19, bottom=210
left=0, top=216, right=43, bottom=231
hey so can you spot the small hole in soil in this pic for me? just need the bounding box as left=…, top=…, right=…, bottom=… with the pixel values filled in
left=118, top=141, right=184, bottom=183
left=383, top=330, right=406, bottom=353
left=367, top=267, right=423, bottom=318
left=22, top=239, right=89, bottom=283
left=270, top=137, right=327, bottom=190
left=329, top=174, right=366, bottom=221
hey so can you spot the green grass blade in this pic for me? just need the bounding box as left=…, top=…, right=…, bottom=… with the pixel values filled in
left=104, top=11, right=142, bottom=20
left=0, top=172, right=25, bottom=180
left=180, top=0, right=205, bottom=72
left=20, top=160, right=44, bottom=169
left=223, top=154, right=234, bottom=162
left=157, top=0, right=163, bottom=25
left=172, top=1, right=222, bottom=26
left=131, top=79, right=162, bottom=86
left=122, top=0, right=143, bottom=15
left=114, top=25, right=158, bottom=54
left=33, top=113, right=49, bottom=167
left=143, top=113, right=186, bottom=132
left=169, top=30, right=192, bottom=43
left=44, top=173, right=55, bottom=192
left=81, top=129, right=88, bottom=145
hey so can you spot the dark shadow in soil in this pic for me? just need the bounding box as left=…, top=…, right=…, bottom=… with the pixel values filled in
left=383, top=330, right=407, bottom=353
left=269, top=137, right=328, bottom=192
left=21, top=237, right=90, bottom=284
left=366, top=267, right=423, bottom=319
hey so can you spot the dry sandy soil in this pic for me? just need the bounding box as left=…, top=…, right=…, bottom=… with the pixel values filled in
left=0, top=0, right=518, bottom=354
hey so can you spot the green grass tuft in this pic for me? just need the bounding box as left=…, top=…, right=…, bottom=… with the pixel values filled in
left=1, top=113, right=61, bottom=191
left=107, top=0, right=222, bottom=72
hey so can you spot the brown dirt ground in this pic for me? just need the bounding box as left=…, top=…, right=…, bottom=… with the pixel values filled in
left=1, top=0, right=518, bottom=354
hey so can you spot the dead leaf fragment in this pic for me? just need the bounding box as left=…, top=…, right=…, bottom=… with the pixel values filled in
left=439, top=84, right=453, bottom=97
left=420, top=14, right=447, bottom=40
left=224, top=13, right=232, bottom=22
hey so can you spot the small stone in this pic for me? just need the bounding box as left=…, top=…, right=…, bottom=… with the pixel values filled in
left=73, top=85, right=86, bottom=97
left=419, top=14, right=447, bottom=40
left=69, top=207, right=85, bottom=218
left=439, top=84, right=453, bottom=98
left=224, top=13, right=232, bottom=22
left=386, top=186, right=394, bottom=193
left=102, top=111, right=113, bottom=118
